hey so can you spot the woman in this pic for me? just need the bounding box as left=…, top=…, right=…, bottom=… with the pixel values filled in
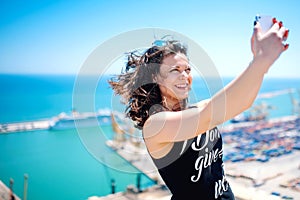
left=109, top=19, right=289, bottom=199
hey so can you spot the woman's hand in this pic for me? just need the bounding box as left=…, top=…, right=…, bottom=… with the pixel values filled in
left=251, top=18, right=289, bottom=70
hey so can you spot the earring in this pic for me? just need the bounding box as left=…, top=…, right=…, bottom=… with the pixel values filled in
left=162, top=96, right=171, bottom=110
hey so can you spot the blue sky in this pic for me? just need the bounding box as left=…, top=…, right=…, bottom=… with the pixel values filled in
left=0, top=0, right=299, bottom=77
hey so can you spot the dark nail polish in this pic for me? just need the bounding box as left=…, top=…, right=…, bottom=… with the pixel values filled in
left=279, top=21, right=283, bottom=28
left=272, top=18, right=277, bottom=24
left=254, top=20, right=257, bottom=26
left=284, top=30, right=289, bottom=38
left=284, top=44, right=289, bottom=50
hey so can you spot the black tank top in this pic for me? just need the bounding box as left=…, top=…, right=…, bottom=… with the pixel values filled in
left=151, top=127, right=235, bottom=200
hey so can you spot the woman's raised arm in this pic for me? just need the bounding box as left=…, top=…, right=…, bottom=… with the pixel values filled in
left=143, top=21, right=289, bottom=143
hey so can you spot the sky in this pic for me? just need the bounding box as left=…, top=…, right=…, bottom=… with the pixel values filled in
left=0, top=0, right=299, bottom=78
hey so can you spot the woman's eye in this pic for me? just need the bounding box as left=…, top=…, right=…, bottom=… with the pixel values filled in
left=169, top=67, right=191, bottom=74
left=170, top=69, right=180, bottom=73
left=185, top=68, right=191, bottom=73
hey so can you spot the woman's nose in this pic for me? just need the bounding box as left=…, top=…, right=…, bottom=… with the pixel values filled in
left=180, top=71, right=189, bottom=79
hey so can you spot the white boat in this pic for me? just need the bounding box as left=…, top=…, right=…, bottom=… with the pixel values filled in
left=49, top=109, right=113, bottom=130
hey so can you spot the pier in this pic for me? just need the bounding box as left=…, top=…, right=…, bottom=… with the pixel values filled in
left=92, top=139, right=171, bottom=200
left=89, top=185, right=171, bottom=200
left=106, top=139, right=165, bottom=185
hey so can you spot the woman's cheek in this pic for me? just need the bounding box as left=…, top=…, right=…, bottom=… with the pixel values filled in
left=188, top=75, right=193, bottom=85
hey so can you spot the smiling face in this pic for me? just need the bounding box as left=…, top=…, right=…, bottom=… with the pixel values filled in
left=155, top=53, right=193, bottom=109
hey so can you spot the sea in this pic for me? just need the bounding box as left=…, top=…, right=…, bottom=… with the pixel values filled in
left=0, top=74, right=299, bottom=200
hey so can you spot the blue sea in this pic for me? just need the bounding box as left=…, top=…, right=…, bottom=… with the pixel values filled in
left=0, top=74, right=299, bottom=200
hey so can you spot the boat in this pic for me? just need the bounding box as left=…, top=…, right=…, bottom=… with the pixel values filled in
left=230, top=102, right=273, bottom=123
left=49, top=109, right=113, bottom=130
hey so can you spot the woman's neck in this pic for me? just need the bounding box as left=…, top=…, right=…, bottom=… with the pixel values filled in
left=162, top=96, right=186, bottom=111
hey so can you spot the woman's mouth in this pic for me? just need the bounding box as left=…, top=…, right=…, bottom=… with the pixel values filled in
left=175, top=83, right=189, bottom=89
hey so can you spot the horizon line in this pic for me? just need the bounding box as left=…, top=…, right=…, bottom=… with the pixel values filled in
left=1, top=72, right=300, bottom=79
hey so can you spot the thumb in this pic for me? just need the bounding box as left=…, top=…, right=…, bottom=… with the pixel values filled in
left=251, top=21, right=262, bottom=56
left=253, top=21, right=262, bottom=40
left=253, top=21, right=262, bottom=41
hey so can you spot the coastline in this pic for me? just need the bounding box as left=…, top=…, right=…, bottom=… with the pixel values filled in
left=0, top=74, right=299, bottom=199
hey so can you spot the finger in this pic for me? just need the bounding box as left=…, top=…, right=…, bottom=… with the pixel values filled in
left=278, top=21, right=283, bottom=29
left=276, top=23, right=288, bottom=41
left=282, top=29, right=289, bottom=41
left=253, top=21, right=262, bottom=40
left=251, top=34, right=255, bottom=55
left=279, top=27, right=287, bottom=40
left=283, top=44, right=289, bottom=51
left=270, top=21, right=281, bottom=32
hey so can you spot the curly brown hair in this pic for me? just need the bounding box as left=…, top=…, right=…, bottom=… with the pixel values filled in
left=109, top=40, right=188, bottom=129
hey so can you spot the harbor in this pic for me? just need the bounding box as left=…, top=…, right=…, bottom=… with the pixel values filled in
left=1, top=113, right=300, bottom=199
left=1, top=0, right=300, bottom=198
left=1, top=112, right=300, bottom=199
left=0, top=86, right=299, bottom=199
left=221, top=115, right=300, bottom=199
left=88, top=114, right=300, bottom=200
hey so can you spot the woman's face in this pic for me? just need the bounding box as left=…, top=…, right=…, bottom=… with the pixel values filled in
left=155, top=53, right=193, bottom=104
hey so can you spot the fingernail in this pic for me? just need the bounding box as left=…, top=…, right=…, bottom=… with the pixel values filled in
left=254, top=20, right=257, bottom=26
left=279, top=21, right=283, bottom=28
left=284, top=29, right=289, bottom=38
left=284, top=44, right=289, bottom=50
left=272, top=18, right=277, bottom=24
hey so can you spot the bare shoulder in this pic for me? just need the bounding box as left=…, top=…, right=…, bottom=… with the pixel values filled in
left=142, top=113, right=175, bottom=158
left=142, top=110, right=181, bottom=144
left=142, top=99, right=211, bottom=144
left=142, top=111, right=170, bottom=139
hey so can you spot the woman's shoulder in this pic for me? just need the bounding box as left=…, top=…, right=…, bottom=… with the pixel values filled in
left=143, top=98, right=211, bottom=132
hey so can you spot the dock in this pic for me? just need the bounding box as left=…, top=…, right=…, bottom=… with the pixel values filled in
left=106, top=139, right=165, bottom=185
left=89, top=185, right=171, bottom=200
left=91, top=139, right=171, bottom=200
